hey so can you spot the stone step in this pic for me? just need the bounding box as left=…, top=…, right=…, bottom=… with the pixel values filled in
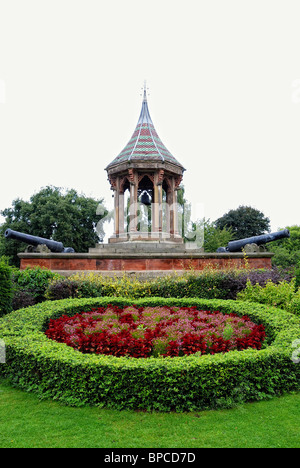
left=89, top=241, right=189, bottom=254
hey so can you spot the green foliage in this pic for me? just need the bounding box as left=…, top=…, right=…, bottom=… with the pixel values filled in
left=12, top=267, right=63, bottom=306
left=173, top=188, right=233, bottom=250
left=0, top=258, right=13, bottom=316
left=0, top=297, right=299, bottom=411
left=270, top=225, right=300, bottom=270
left=45, top=268, right=289, bottom=302
left=203, top=219, right=233, bottom=252
left=0, top=186, right=108, bottom=266
left=271, top=247, right=300, bottom=270
left=237, top=278, right=300, bottom=315
left=215, top=205, right=271, bottom=239
left=295, top=261, right=300, bottom=288
left=45, top=275, right=104, bottom=301
left=289, top=297, right=300, bottom=316
left=176, top=185, right=194, bottom=243
left=189, top=218, right=233, bottom=251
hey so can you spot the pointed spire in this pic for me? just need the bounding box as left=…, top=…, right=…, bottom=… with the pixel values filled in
left=106, top=83, right=185, bottom=170
left=137, top=80, right=153, bottom=126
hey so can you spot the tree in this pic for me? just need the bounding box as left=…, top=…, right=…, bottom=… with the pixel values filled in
left=0, top=186, right=109, bottom=266
left=203, top=219, right=233, bottom=252
left=189, top=218, right=233, bottom=251
left=176, top=185, right=195, bottom=242
left=215, top=205, right=270, bottom=240
left=269, top=225, right=300, bottom=269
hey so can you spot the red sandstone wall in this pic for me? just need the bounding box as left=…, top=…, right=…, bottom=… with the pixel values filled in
left=20, top=256, right=272, bottom=271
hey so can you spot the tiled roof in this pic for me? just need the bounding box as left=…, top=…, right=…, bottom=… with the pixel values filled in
left=106, top=88, right=184, bottom=169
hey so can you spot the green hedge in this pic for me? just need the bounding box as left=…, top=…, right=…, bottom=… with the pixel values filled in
left=0, top=260, right=12, bottom=317
left=46, top=267, right=290, bottom=302
left=0, top=297, right=299, bottom=411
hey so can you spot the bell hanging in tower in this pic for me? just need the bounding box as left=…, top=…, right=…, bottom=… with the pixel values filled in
left=140, top=190, right=152, bottom=206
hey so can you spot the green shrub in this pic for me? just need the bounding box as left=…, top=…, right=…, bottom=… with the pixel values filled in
left=0, top=297, right=299, bottom=411
left=12, top=267, right=63, bottom=306
left=0, top=259, right=13, bottom=316
left=289, top=298, right=300, bottom=316
left=45, top=277, right=102, bottom=301
left=237, top=278, right=300, bottom=313
left=46, top=268, right=289, bottom=301
left=295, top=261, right=300, bottom=289
left=45, top=278, right=80, bottom=300
left=12, top=290, right=36, bottom=310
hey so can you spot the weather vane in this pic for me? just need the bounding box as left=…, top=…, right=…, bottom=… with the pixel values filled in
left=140, top=80, right=150, bottom=99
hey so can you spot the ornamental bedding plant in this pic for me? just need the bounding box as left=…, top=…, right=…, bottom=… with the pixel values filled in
left=45, top=305, right=266, bottom=358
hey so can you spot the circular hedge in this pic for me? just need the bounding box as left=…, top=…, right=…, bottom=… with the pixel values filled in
left=0, top=296, right=299, bottom=411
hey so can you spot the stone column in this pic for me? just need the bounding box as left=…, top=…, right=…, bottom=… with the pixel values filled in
left=173, top=188, right=179, bottom=236
left=152, top=170, right=164, bottom=238
left=165, top=189, right=171, bottom=236
left=168, top=178, right=180, bottom=238
left=169, top=178, right=175, bottom=236
left=152, top=182, right=159, bottom=236
left=113, top=177, right=120, bottom=237
left=129, top=170, right=138, bottom=233
left=157, top=184, right=163, bottom=233
left=118, top=191, right=125, bottom=238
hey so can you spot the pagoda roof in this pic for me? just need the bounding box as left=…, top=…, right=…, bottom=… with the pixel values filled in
left=106, top=85, right=185, bottom=172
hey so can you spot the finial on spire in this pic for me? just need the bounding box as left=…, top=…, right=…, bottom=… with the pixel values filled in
left=141, top=80, right=149, bottom=101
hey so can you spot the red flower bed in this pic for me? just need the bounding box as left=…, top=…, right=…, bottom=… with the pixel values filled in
left=45, top=305, right=266, bottom=358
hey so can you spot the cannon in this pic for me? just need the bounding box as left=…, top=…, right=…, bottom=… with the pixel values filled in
left=217, top=229, right=290, bottom=253
left=4, top=229, right=75, bottom=253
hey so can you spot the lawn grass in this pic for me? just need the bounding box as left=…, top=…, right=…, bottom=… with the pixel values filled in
left=0, top=378, right=299, bottom=448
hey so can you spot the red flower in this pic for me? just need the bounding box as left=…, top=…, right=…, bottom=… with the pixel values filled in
left=45, top=306, right=266, bottom=359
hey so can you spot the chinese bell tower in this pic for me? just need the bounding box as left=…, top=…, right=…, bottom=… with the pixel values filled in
left=105, top=83, right=185, bottom=243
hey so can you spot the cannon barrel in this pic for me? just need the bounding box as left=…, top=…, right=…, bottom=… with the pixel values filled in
left=222, top=229, right=290, bottom=253
left=5, top=229, right=75, bottom=253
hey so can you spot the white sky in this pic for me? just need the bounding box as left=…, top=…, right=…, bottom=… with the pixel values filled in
left=0, top=0, right=300, bottom=237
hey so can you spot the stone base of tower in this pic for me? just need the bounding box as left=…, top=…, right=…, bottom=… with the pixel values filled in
left=18, top=246, right=273, bottom=276
left=108, top=232, right=183, bottom=244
